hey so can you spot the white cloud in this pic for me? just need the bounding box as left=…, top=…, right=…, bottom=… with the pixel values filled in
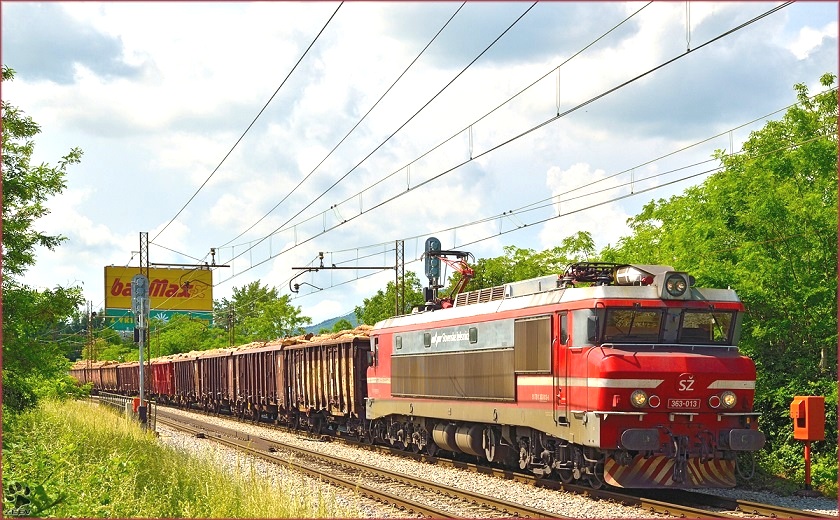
left=539, top=162, right=633, bottom=253
left=3, top=2, right=835, bottom=323
left=789, top=22, right=838, bottom=60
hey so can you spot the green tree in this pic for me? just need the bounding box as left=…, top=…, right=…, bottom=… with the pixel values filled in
left=354, top=271, right=424, bottom=325
left=3, top=284, right=84, bottom=409
left=239, top=295, right=310, bottom=341
left=131, top=314, right=228, bottom=358
left=601, top=73, right=837, bottom=487
left=214, top=280, right=278, bottom=336
left=2, top=66, right=85, bottom=411
left=331, top=318, right=354, bottom=332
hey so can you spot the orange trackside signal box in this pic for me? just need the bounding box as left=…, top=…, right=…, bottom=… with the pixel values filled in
left=790, top=396, right=825, bottom=441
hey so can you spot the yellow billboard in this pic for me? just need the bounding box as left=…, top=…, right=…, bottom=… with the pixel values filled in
left=104, top=266, right=213, bottom=312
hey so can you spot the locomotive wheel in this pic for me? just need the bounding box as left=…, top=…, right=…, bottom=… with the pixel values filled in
left=409, top=436, right=421, bottom=453
left=518, top=439, right=531, bottom=470
left=587, top=474, right=604, bottom=489
left=483, top=427, right=497, bottom=462
left=402, top=422, right=415, bottom=452
left=425, top=439, right=438, bottom=457
left=558, top=468, right=574, bottom=484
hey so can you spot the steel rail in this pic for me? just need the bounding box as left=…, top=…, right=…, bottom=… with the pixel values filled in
left=156, top=410, right=562, bottom=518
left=150, top=402, right=833, bottom=520
left=156, top=413, right=449, bottom=518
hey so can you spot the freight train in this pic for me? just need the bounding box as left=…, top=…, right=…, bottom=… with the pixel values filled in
left=71, top=260, right=765, bottom=489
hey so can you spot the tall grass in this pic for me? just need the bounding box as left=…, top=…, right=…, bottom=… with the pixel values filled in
left=2, top=400, right=360, bottom=517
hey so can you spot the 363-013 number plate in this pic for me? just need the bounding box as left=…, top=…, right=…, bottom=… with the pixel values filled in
left=668, top=398, right=700, bottom=409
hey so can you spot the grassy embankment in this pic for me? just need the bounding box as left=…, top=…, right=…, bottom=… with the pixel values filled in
left=2, top=399, right=361, bottom=517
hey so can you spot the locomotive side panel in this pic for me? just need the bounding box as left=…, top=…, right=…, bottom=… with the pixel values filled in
left=389, top=318, right=517, bottom=400
left=392, top=349, right=514, bottom=400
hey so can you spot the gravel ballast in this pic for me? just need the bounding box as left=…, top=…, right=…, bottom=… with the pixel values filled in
left=156, top=407, right=838, bottom=518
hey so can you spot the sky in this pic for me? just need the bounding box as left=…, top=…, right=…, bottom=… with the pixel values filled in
left=2, top=1, right=837, bottom=326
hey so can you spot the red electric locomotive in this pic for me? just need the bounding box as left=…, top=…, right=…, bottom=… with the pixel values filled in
left=366, top=260, right=765, bottom=488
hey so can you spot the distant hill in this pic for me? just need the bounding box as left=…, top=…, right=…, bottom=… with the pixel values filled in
left=305, top=311, right=359, bottom=333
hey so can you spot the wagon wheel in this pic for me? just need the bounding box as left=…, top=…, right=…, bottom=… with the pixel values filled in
left=309, top=417, right=323, bottom=435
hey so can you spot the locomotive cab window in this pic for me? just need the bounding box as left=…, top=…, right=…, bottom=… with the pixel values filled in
left=602, top=308, right=663, bottom=343
left=678, top=310, right=735, bottom=345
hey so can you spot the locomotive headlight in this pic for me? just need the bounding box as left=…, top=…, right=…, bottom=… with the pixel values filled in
left=630, top=389, right=648, bottom=408
left=665, top=274, right=688, bottom=297
left=721, top=391, right=737, bottom=408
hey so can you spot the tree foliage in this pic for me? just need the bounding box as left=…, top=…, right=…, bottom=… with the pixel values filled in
left=331, top=319, right=354, bottom=332
left=2, top=66, right=85, bottom=411
left=239, top=294, right=311, bottom=341
left=142, top=314, right=227, bottom=358
left=214, top=280, right=278, bottom=334
left=355, top=271, right=424, bottom=325
left=2, top=66, right=82, bottom=276
left=601, top=73, right=838, bottom=482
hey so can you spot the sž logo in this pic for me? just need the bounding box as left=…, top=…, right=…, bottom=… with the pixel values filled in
left=677, top=372, right=696, bottom=392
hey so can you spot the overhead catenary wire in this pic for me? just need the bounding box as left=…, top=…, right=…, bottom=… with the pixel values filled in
left=141, top=1, right=651, bottom=275
left=213, top=1, right=795, bottom=284
left=218, top=2, right=469, bottom=249
left=151, top=2, right=345, bottom=244
left=76, top=1, right=801, bottom=335
left=285, top=131, right=835, bottom=302
left=219, top=1, right=649, bottom=250
left=218, top=2, right=539, bottom=264
left=45, top=111, right=835, bottom=347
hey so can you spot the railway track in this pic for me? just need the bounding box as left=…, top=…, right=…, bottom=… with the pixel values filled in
left=106, top=399, right=833, bottom=519
left=394, top=453, right=835, bottom=519
left=156, top=408, right=564, bottom=518
left=340, top=434, right=834, bottom=519
left=627, top=488, right=837, bottom=519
